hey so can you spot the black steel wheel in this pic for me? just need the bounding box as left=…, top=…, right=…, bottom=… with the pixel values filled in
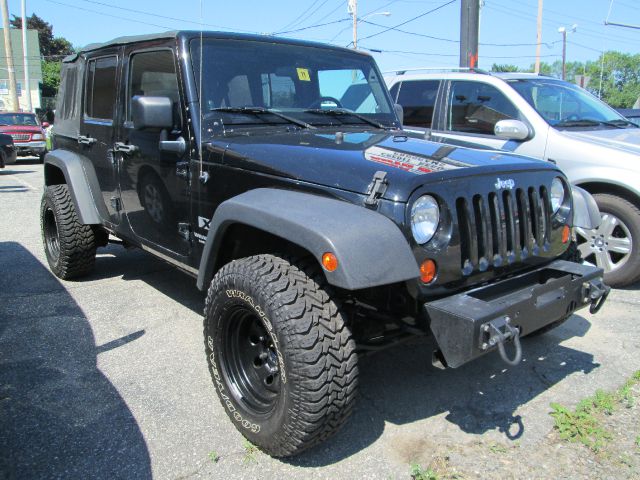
left=204, top=254, right=358, bottom=457
left=40, top=184, right=97, bottom=279
left=221, top=306, right=281, bottom=415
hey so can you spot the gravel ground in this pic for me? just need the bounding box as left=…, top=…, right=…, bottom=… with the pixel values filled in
left=1, top=161, right=639, bottom=480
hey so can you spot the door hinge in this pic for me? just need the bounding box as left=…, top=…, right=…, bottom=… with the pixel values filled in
left=365, top=170, right=388, bottom=207
left=113, top=142, right=139, bottom=154
left=176, top=161, right=190, bottom=180
left=178, top=222, right=191, bottom=240
left=110, top=197, right=122, bottom=211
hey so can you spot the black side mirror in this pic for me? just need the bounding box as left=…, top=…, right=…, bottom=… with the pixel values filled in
left=131, top=96, right=173, bottom=130
left=394, top=103, right=404, bottom=126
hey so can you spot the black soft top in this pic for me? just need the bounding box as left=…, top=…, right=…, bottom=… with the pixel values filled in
left=63, top=30, right=369, bottom=63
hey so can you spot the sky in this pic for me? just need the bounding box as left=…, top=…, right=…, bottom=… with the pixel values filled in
left=9, top=0, right=640, bottom=72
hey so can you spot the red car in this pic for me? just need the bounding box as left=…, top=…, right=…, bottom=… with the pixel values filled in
left=0, top=112, right=48, bottom=163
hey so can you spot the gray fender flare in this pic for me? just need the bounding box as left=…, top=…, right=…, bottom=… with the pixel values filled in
left=572, top=186, right=601, bottom=230
left=44, top=150, right=102, bottom=224
left=196, top=188, right=420, bottom=291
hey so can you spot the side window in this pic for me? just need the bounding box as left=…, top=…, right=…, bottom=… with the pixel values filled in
left=446, top=81, right=519, bottom=135
left=397, top=80, right=440, bottom=128
left=85, top=56, right=117, bottom=120
left=388, top=83, right=400, bottom=102
left=128, top=50, right=180, bottom=124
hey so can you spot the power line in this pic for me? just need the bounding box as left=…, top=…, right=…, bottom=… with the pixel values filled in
left=77, top=0, right=251, bottom=32
left=358, top=0, right=458, bottom=42
left=360, top=19, right=459, bottom=43
left=274, top=18, right=350, bottom=36
left=278, top=0, right=324, bottom=32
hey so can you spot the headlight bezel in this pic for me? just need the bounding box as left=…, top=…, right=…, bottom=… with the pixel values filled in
left=411, top=194, right=441, bottom=245
left=550, top=176, right=566, bottom=214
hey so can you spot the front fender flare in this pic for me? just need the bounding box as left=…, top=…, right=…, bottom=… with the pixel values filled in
left=197, top=189, right=420, bottom=291
left=572, top=186, right=601, bottom=230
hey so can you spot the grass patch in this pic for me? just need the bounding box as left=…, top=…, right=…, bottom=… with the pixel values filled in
left=208, top=450, right=219, bottom=463
left=635, top=435, right=640, bottom=450
left=410, top=463, right=439, bottom=480
left=487, top=442, right=508, bottom=454
left=242, top=439, right=257, bottom=464
left=550, top=370, right=640, bottom=452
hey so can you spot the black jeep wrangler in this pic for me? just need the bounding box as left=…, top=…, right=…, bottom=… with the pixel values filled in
left=42, top=31, right=608, bottom=456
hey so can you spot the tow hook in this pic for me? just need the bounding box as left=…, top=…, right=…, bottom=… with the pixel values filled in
left=582, top=279, right=610, bottom=314
left=479, top=316, right=522, bottom=366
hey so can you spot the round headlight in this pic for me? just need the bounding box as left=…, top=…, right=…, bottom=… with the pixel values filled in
left=411, top=195, right=440, bottom=244
left=550, top=177, right=566, bottom=213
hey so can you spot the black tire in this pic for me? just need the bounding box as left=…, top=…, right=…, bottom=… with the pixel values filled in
left=575, top=193, right=640, bottom=287
left=204, top=254, right=358, bottom=457
left=39, top=151, right=46, bottom=164
left=40, top=184, right=97, bottom=279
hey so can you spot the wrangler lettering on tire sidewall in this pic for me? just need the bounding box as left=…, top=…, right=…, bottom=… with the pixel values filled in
left=203, top=254, right=358, bottom=457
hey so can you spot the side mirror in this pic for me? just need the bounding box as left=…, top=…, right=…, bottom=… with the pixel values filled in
left=394, top=103, right=404, bottom=126
left=131, top=96, right=173, bottom=130
left=42, top=122, right=50, bottom=128
left=494, top=119, right=530, bottom=141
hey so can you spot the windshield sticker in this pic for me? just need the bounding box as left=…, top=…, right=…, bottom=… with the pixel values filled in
left=296, top=68, right=311, bottom=81
left=364, top=146, right=469, bottom=174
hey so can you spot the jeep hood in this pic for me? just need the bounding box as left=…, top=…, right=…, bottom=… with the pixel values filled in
left=561, top=127, right=640, bottom=156
left=210, top=131, right=556, bottom=202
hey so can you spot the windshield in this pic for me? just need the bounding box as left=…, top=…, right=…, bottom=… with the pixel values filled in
left=508, top=78, right=630, bottom=128
left=190, top=39, right=397, bottom=129
left=0, top=113, right=38, bottom=126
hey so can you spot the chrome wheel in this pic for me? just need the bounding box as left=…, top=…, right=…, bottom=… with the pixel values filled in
left=575, top=212, right=632, bottom=273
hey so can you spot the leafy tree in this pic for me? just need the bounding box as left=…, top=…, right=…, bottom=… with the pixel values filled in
left=10, top=13, right=73, bottom=58
left=10, top=14, right=73, bottom=100
left=491, top=63, right=520, bottom=72
left=585, top=51, right=640, bottom=108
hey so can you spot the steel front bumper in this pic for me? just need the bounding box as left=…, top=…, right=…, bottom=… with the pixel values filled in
left=15, top=141, right=46, bottom=155
left=425, top=260, right=609, bottom=368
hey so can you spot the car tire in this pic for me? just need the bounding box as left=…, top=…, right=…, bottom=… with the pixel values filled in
left=203, top=254, right=358, bottom=457
left=39, top=151, right=46, bottom=164
left=41, top=184, right=97, bottom=279
left=0, top=150, right=5, bottom=169
left=575, top=193, right=640, bottom=287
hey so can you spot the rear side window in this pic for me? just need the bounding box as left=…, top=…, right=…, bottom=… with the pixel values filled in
left=85, top=56, right=117, bottom=120
left=397, top=80, right=440, bottom=128
left=446, top=81, right=519, bottom=135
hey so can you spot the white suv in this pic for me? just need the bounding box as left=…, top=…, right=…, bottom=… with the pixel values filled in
left=386, top=70, right=640, bottom=287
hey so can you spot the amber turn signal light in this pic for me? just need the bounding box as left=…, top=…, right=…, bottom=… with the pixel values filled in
left=562, top=225, right=570, bottom=244
left=322, top=252, right=339, bottom=272
left=420, top=259, right=437, bottom=284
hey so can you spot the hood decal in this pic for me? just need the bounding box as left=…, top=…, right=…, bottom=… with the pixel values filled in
left=364, top=145, right=471, bottom=175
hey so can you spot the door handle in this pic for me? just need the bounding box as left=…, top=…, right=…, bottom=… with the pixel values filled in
left=77, top=135, right=97, bottom=145
left=113, top=142, right=139, bottom=154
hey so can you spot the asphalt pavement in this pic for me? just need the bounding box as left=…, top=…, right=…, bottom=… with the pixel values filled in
left=1, top=161, right=639, bottom=479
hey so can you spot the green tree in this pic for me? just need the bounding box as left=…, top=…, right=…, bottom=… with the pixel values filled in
left=10, top=14, right=73, bottom=100
left=585, top=51, right=640, bottom=108
left=491, top=63, right=520, bottom=72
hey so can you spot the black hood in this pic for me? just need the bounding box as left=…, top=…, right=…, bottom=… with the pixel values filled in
left=208, top=130, right=558, bottom=202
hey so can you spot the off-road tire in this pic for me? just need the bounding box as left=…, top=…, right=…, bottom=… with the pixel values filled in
left=203, top=254, right=358, bottom=457
left=41, top=184, right=97, bottom=279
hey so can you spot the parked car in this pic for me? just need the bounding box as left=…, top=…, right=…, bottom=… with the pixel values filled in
left=44, top=32, right=607, bottom=457
left=0, top=132, right=16, bottom=168
left=0, top=112, right=48, bottom=163
left=616, top=108, right=640, bottom=127
left=386, top=70, right=640, bottom=286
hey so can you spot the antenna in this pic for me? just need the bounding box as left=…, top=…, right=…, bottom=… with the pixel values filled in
left=198, top=0, right=204, bottom=181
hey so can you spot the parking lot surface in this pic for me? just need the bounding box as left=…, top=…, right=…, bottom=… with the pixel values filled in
left=2, top=161, right=639, bottom=479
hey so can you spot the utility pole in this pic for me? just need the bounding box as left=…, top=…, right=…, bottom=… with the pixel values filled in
left=459, top=0, right=480, bottom=68
left=349, top=0, right=357, bottom=49
left=21, top=0, right=31, bottom=112
left=560, top=28, right=567, bottom=80
left=534, top=0, right=543, bottom=74
left=1, top=0, right=20, bottom=111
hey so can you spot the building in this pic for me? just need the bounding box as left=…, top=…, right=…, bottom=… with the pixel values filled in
left=0, top=28, right=42, bottom=112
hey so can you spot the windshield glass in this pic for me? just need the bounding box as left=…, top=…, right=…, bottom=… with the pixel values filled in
left=508, top=78, right=629, bottom=127
left=0, top=113, right=38, bottom=126
left=190, top=39, right=396, bottom=129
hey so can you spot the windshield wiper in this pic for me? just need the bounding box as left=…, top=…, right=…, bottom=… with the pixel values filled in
left=603, top=118, right=638, bottom=128
left=304, top=108, right=389, bottom=129
left=210, top=107, right=315, bottom=129
left=555, top=118, right=634, bottom=129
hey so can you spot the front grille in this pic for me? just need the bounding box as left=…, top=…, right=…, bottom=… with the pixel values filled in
left=456, top=186, right=552, bottom=275
left=10, top=133, right=30, bottom=142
